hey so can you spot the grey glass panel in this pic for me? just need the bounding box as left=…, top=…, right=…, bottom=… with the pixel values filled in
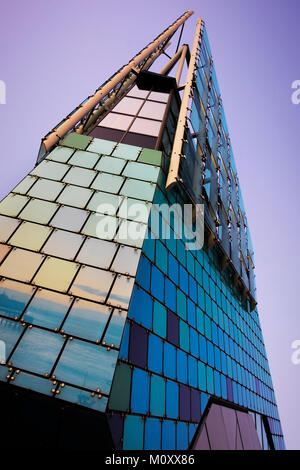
left=230, top=215, right=240, bottom=272
left=0, top=249, right=44, bottom=283
left=103, top=308, right=127, bottom=348
left=42, top=229, right=84, bottom=260
left=107, top=275, right=135, bottom=309
left=95, top=156, right=126, bottom=175
left=70, top=266, right=115, bottom=302
left=148, top=91, right=169, bottom=103
left=86, top=139, right=117, bottom=156
left=50, top=206, right=89, bottom=232
left=87, top=192, right=123, bottom=215
left=31, top=160, right=69, bottom=181
left=118, top=198, right=151, bottom=223
left=129, top=118, right=161, bottom=136
left=139, top=100, right=166, bottom=120
left=127, top=86, right=148, bottom=99
left=19, top=199, right=59, bottom=225
left=91, top=173, right=124, bottom=193
left=13, top=175, right=38, bottom=194
left=122, top=161, right=159, bottom=182
left=63, top=167, right=97, bottom=187
left=0, top=279, right=34, bottom=320
left=57, top=185, right=93, bottom=208
left=0, top=244, right=11, bottom=263
left=112, top=143, right=141, bottom=161
left=0, top=215, right=21, bottom=243
left=8, top=221, right=52, bottom=251
left=10, top=327, right=64, bottom=374
left=54, top=339, right=118, bottom=393
left=28, top=179, right=65, bottom=201
left=120, top=179, right=156, bottom=201
left=0, top=318, right=24, bottom=360
left=32, top=257, right=79, bottom=292
left=68, top=150, right=99, bottom=169
left=99, top=113, right=133, bottom=130
left=115, top=219, right=147, bottom=248
left=76, top=238, right=117, bottom=269
left=0, top=193, right=29, bottom=216
left=23, top=289, right=71, bottom=329
left=180, top=133, right=203, bottom=204
left=62, top=299, right=110, bottom=341
left=111, top=246, right=141, bottom=276
left=12, top=371, right=53, bottom=395
left=56, top=384, right=108, bottom=411
left=81, top=214, right=119, bottom=240
left=113, top=97, right=143, bottom=115
left=46, top=146, right=74, bottom=163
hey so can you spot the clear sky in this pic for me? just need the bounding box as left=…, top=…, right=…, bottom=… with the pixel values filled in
left=0, top=0, right=299, bottom=449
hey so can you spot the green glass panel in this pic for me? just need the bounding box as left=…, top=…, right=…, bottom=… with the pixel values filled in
left=19, top=199, right=59, bottom=225
left=46, top=146, right=74, bottom=163
left=8, top=221, right=52, bottom=251
left=57, top=185, right=93, bottom=208
left=70, top=266, right=115, bottom=302
left=32, top=256, right=79, bottom=292
left=31, top=160, right=69, bottom=181
left=138, top=148, right=162, bottom=166
left=95, top=156, right=126, bottom=175
left=28, top=178, right=65, bottom=201
left=13, top=175, right=37, bottom=194
left=63, top=167, right=96, bottom=187
left=87, top=191, right=122, bottom=215
left=60, top=132, right=92, bottom=150
left=82, top=213, right=119, bottom=240
left=120, top=179, right=156, bottom=201
left=68, top=150, right=99, bottom=169
left=0, top=193, right=28, bottom=216
left=91, top=173, right=124, bottom=193
left=153, top=300, right=167, bottom=338
left=0, top=248, right=44, bottom=283
left=42, top=229, right=84, bottom=260
left=112, top=143, right=141, bottom=161
left=0, top=215, right=21, bottom=243
left=108, top=362, right=132, bottom=412
left=76, top=238, right=117, bottom=269
left=86, top=138, right=117, bottom=156
left=122, top=161, right=160, bottom=182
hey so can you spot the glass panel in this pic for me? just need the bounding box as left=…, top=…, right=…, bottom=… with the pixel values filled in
left=122, top=161, right=159, bottom=182
left=0, top=193, right=28, bottom=216
left=70, top=266, right=115, bottom=302
left=112, top=143, right=141, bottom=161
left=18, top=199, right=59, bottom=225
left=8, top=221, right=52, bottom=251
left=129, top=118, right=161, bottom=136
left=42, top=229, right=84, bottom=260
left=0, top=248, right=44, bottom=283
left=0, top=244, right=11, bottom=263
left=120, top=179, right=156, bottom=201
left=148, top=91, right=169, bottom=103
left=115, top=219, right=147, bottom=248
left=13, top=175, right=37, bottom=194
left=87, top=191, right=122, bottom=215
left=46, top=146, right=74, bottom=163
left=68, top=150, right=99, bottom=169
left=0, top=279, right=34, bottom=320
left=113, top=97, right=144, bottom=115
left=56, top=384, right=108, bottom=411
left=76, top=238, right=117, bottom=269
left=118, top=197, right=151, bottom=223
left=81, top=213, right=119, bottom=240
left=103, top=308, right=127, bottom=347
left=0, top=318, right=24, bottom=360
left=111, top=246, right=141, bottom=276
left=54, top=339, right=118, bottom=393
left=139, top=101, right=166, bottom=120
left=95, top=156, right=126, bottom=175
left=62, top=299, right=110, bottom=341
left=91, top=173, right=124, bottom=193
left=23, top=289, right=71, bottom=329
left=127, top=86, right=149, bottom=99
left=31, top=160, right=69, bottom=181
left=63, top=167, right=97, bottom=187
left=99, top=113, right=133, bottom=130
left=108, top=275, right=135, bottom=309
left=0, top=215, right=21, bottom=243
left=10, top=327, right=64, bottom=375
left=12, top=371, right=53, bottom=395
left=57, top=185, right=93, bottom=208
left=86, top=138, right=117, bottom=156
left=28, top=178, right=65, bottom=201
left=50, top=206, right=89, bottom=232
left=32, top=257, right=79, bottom=292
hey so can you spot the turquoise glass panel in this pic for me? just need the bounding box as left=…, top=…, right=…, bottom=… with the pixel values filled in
left=152, top=300, right=166, bottom=339
left=150, top=374, right=165, bottom=417
left=112, top=143, right=141, bottom=161
left=123, top=415, right=144, bottom=450
left=95, top=155, right=126, bottom=174
left=87, top=138, right=117, bottom=156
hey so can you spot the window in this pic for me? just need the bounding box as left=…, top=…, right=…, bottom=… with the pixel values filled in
left=70, top=265, right=115, bottom=302
left=76, top=238, right=118, bottom=269
left=108, top=274, right=135, bottom=309
left=8, top=221, right=52, bottom=252
left=113, top=97, right=143, bottom=115
left=0, top=215, right=21, bottom=243
left=68, top=150, right=99, bottom=169
left=57, top=185, right=93, bottom=208
left=42, top=229, right=84, bottom=260
left=0, top=248, right=44, bottom=283
left=130, top=118, right=161, bottom=136
left=0, top=193, right=29, bottom=216
left=63, top=167, right=97, bottom=187
left=31, top=160, right=69, bottom=181
left=50, top=206, right=89, bottom=232
left=28, top=178, right=65, bottom=201
left=139, top=100, right=166, bottom=120
left=19, top=199, right=59, bottom=225
left=23, top=289, right=71, bottom=329
left=32, top=256, right=79, bottom=292
left=99, top=113, right=133, bottom=130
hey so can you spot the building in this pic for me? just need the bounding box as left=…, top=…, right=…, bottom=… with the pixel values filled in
left=0, top=11, right=285, bottom=449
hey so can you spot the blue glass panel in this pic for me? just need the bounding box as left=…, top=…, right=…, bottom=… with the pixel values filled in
left=142, top=236, right=155, bottom=263
left=12, top=371, right=53, bottom=395
left=0, top=318, right=23, bottom=359
left=214, top=370, right=221, bottom=396
left=0, top=280, right=33, bottom=320
left=206, top=366, right=214, bottom=394
left=54, top=339, right=118, bottom=393
left=152, top=300, right=166, bottom=339
left=57, top=384, right=107, bottom=412
left=187, top=299, right=196, bottom=328
left=11, top=327, right=64, bottom=375
left=131, top=367, right=150, bottom=414
left=136, top=255, right=151, bottom=291
left=196, top=307, right=204, bottom=334
left=63, top=300, right=110, bottom=342
left=150, top=374, right=165, bottom=417
left=207, top=341, right=214, bottom=367
left=155, top=241, right=168, bottom=273
left=179, top=266, right=188, bottom=294
left=128, top=287, right=152, bottom=329
left=168, top=253, right=179, bottom=285
left=189, top=276, right=197, bottom=303
left=199, top=334, right=207, bottom=363
left=103, top=308, right=127, bottom=348
left=162, top=420, right=175, bottom=450
left=179, top=320, right=189, bottom=353
left=166, top=379, right=179, bottom=419
left=145, top=417, right=161, bottom=450
left=123, top=415, right=144, bottom=450
left=200, top=392, right=209, bottom=414
left=190, top=328, right=199, bottom=358
left=188, top=355, right=197, bottom=388
left=165, top=278, right=176, bottom=311
left=148, top=334, right=163, bottom=374
left=177, top=289, right=186, bottom=320
left=177, top=349, right=187, bottom=384
left=151, top=266, right=164, bottom=302
left=177, top=422, right=188, bottom=450
left=163, top=342, right=176, bottom=379
left=23, top=289, right=70, bottom=330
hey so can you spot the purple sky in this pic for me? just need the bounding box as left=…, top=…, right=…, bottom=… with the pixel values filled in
left=0, top=0, right=299, bottom=449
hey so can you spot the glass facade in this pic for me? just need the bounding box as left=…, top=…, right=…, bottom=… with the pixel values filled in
left=0, top=18, right=284, bottom=451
